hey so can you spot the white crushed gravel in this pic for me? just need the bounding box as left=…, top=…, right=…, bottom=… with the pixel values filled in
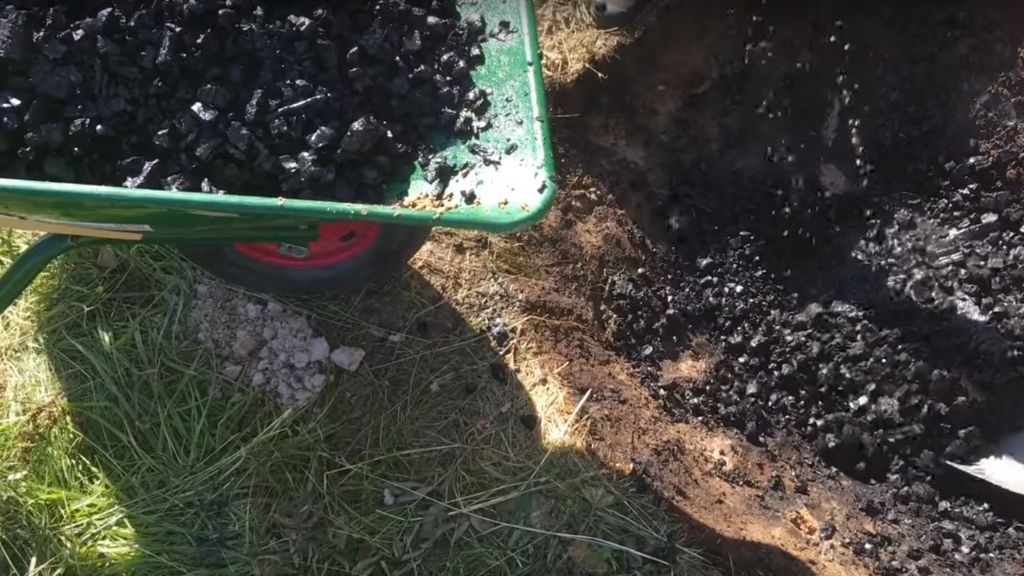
left=329, top=345, right=366, bottom=372
left=189, top=281, right=364, bottom=407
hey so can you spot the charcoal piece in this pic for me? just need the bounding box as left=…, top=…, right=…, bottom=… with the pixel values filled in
left=217, top=9, right=238, bottom=27
left=245, top=89, right=266, bottom=123
left=0, top=10, right=33, bottom=62
left=226, top=122, right=253, bottom=151
left=468, top=142, right=500, bottom=166
left=425, top=15, right=447, bottom=37
left=200, top=178, right=223, bottom=194
left=190, top=102, right=219, bottom=123
left=155, top=30, right=176, bottom=66
left=123, top=158, right=161, bottom=189
left=306, top=126, right=337, bottom=149
left=72, top=18, right=101, bottom=43
left=489, top=20, right=516, bottom=41
left=439, top=107, right=458, bottom=127
left=465, top=88, right=489, bottom=115
left=454, top=111, right=475, bottom=135
left=94, top=122, right=114, bottom=137
left=44, top=7, right=67, bottom=31
left=818, top=522, right=837, bottom=541
left=287, top=15, right=315, bottom=33
left=423, top=155, right=453, bottom=184
left=95, top=8, right=117, bottom=30
left=197, top=84, right=231, bottom=108
left=128, top=9, right=152, bottom=35
left=411, top=64, right=432, bottom=80
left=463, top=13, right=486, bottom=39
left=438, top=52, right=461, bottom=74
left=117, top=156, right=145, bottom=177
left=0, top=112, right=19, bottom=132
left=268, top=94, right=328, bottom=119
left=340, top=115, right=384, bottom=154
left=450, top=59, right=469, bottom=79
left=68, top=118, right=92, bottom=139
left=269, top=116, right=295, bottom=139
left=279, top=155, right=300, bottom=175
left=163, top=173, right=192, bottom=191
left=402, top=30, right=422, bottom=53
left=296, top=151, right=318, bottom=180
left=0, top=94, right=22, bottom=110
left=17, top=146, right=36, bottom=162
left=194, top=138, right=221, bottom=161
left=153, top=128, right=175, bottom=149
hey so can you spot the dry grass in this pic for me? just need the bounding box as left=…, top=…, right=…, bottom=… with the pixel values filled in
left=535, top=0, right=628, bottom=87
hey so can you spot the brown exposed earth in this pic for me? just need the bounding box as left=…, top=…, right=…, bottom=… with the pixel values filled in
left=429, top=1, right=1024, bottom=574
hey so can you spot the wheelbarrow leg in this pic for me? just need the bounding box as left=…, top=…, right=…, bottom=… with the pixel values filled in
left=0, top=234, right=109, bottom=315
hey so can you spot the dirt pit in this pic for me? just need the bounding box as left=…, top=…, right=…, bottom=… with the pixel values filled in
left=555, top=1, right=1024, bottom=574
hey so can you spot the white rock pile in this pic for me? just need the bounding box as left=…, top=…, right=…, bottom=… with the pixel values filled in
left=189, top=281, right=364, bottom=407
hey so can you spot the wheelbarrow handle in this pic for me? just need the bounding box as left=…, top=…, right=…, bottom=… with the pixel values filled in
left=0, top=234, right=113, bottom=315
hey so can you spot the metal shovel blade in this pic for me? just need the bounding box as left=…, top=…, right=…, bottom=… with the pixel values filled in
left=947, top=430, right=1024, bottom=496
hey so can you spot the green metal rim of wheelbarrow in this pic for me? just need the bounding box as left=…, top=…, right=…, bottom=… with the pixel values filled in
left=0, top=0, right=555, bottom=315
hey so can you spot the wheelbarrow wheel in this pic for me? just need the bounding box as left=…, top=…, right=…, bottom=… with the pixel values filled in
left=179, top=222, right=430, bottom=294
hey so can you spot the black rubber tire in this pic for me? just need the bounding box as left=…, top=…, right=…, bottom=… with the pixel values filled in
left=179, top=224, right=430, bottom=295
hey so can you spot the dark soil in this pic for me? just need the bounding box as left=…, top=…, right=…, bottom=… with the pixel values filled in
left=572, top=1, right=1024, bottom=574
left=0, top=0, right=488, bottom=202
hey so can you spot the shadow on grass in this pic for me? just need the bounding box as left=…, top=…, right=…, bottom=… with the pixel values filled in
left=0, top=244, right=690, bottom=575
left=1, top=240, right=813, bottom=576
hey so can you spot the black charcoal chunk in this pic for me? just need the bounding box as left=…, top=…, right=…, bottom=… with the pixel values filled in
left=153, top=128, right=174, bottom=149
left=123, top=158, right=161, bottom=188
left=468, top=142, right=500, bottom=166
left=226, top=122, right=253, bottom=151
left=306, top=126, right=337, bottom=149
left=190, top=102, right=219, bottom=123
left=463, top=13, right=486, bottom=39
left=340, top=115, right=384, bottom=154
left=0, top=10, right=33, bottom=62
left=200, top=178, right=223, bottom=194
left=0, top=93, right=23, bottom=110
left=163, top=173, right=192, bottom=191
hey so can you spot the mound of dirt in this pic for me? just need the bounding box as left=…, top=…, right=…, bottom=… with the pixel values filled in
left=576, top=2, right=1024, bottom=574
left=0, top=0, right=488, bottom=202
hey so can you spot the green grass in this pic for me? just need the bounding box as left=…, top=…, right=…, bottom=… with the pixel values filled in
left=0, top=232, right=713, bottom=576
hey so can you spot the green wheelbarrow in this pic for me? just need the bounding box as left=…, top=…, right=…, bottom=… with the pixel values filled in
left=0, top=0, right=554, bottom=315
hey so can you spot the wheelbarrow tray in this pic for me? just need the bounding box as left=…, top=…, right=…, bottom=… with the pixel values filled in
left=0, top=0, right=553, bottom=244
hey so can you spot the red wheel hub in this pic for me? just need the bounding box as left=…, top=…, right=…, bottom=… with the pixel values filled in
left=233, top=221, right=381, bottom=267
